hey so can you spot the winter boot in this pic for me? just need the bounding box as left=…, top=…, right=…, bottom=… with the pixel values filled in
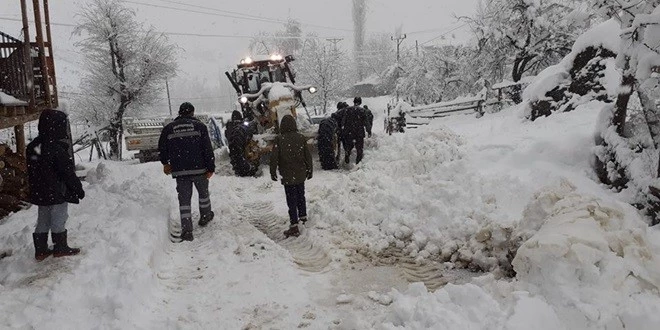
left=51, top=230, right=80, bottom=258
left=32, top=232, right=52, bottom=261
left=283, top=224, right=300, bottom=238
left=299, top=216, right=308, bottom=225
left=180, top=218, right=194, bottom=242
left=198, top=211, right=214, bottom=227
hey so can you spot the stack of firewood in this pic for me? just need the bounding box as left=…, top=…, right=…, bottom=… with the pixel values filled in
left=0, top=143, right=29, bottom=219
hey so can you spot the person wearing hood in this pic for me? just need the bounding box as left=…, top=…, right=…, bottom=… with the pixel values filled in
left=270, top=115, right=313, bottom=238
left=26, top=108, right=85, bottom=260
left=225, top=110, right=259, bottom=177
left=158, top=102, right=216, bottom=242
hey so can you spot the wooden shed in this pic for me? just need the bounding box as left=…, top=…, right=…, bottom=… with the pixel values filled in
left=1, top=0, right=58, bottom=156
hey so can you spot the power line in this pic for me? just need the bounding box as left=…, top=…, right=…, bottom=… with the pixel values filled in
left=0, top=16, right=342, bottom=40
left=59, top=91, right=233, bottom=100
left=123, top=0, right=353, bottom=33
left=420, top=23, right=470, bottom=45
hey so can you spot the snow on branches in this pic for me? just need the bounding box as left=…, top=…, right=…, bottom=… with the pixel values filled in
left=73, top=0, right=178, bottom=159
left=589, top=0, right=660, bottom=224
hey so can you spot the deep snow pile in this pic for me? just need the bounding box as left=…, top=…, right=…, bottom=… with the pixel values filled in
left=383, top=180, right=660, bottom=330
left=311, top=122, right=520, bottom=274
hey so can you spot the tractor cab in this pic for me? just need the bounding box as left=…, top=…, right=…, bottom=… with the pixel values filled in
left=226, top=54, right=304, bottom=126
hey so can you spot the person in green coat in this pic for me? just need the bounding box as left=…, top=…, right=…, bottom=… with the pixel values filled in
left=270, top=115, right=313, bottom=238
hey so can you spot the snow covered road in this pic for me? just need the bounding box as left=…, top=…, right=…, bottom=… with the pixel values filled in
left=2, top=100, right=660, bottom=329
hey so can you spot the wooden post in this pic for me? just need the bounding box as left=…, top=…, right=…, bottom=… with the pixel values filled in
left=32, top=0, right=53, bottom=108
left=43, top=0, right=57, bottom=108
left=20, top=0, right=35, bottom=110
left=14, top=125, right=25, bottom=156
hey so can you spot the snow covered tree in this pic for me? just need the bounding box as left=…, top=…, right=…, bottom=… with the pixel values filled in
left=296, top=40, right=349, bottom=113
left=465, top=0, right=591, bottom=102
left=73, top=0, right=177, bottom=159
left=250, top=19, right=303, bottom=56
left=590, top=0, right=660, bottom=224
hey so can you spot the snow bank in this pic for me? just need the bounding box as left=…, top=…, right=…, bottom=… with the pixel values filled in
left=513, top=180, right=660, bottom=329
left=382, top=180, right=660, bottom=329
left=310, top=123, right=520, bottom=273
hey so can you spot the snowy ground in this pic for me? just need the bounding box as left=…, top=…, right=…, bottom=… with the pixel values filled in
left=2, top=98, right=660, bottom=329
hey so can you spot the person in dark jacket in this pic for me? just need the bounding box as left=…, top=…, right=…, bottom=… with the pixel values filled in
left=331, top=101, right=348, bottom=163
left=270, top=115, right=313, bottom=238
left=317, top=114, right=339, bottom=170
left=225, top=110, right=258, bottom=177
left=158, top=102, right=215, bottom=242
left=341, top=97, right=367, bottom=164
left=363, top=105, right=374, bottom=138
left=27, top=109, right=85, bottom=260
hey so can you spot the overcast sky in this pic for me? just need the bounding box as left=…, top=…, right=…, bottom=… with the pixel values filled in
left=1, top=0, right=478, bottom=112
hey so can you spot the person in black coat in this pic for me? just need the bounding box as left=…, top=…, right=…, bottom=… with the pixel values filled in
left=331, top=101, right=348, bottom=163
left=317, top=115, right=339, bottom=170
left=26, top=109, right=85, bottom=260
left=363, top=105, right=374, bottom=138
left=341, top=97, right=367, bottom=164
left=225, top=110, right=258, bottom=177
left=159, top=102, right=216, bottom=242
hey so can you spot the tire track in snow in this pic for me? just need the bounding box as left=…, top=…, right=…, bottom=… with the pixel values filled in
left=350, top=245, right=480, bottom=291
left=241, top=202, right=331, bottom=273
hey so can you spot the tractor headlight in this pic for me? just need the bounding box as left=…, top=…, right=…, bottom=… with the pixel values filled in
left=308, top=86, right=317, bottom=94
left=239, top=96, right=248, bottom=104
left=270, top=54, right=283, bottom=61
left=243, top=57, right=253, bottom=64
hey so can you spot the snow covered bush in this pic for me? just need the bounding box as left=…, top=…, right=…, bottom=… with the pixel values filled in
left=522, top=19, right=621, bottom=120
left=590, top=1, right=660, bottom=225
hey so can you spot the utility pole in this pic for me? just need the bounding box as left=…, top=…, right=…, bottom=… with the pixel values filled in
left=326, top=38, right=343, bottom=52
left=391, top=34, right=406, bottom=63
left=165, top=78, right=172, bottom=116
left=391, top=33, right=406, bottom=102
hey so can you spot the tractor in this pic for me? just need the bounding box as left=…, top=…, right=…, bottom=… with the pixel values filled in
left=225, top=55, right=318, bottom=171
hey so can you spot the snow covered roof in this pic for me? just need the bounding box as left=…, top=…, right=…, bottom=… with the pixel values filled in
left=354, top=75, right=382, bottom=86
left=0, top=91, right=28, bottom=106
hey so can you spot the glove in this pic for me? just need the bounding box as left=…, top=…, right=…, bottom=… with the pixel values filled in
left=77, top=189, right=85, bottom=200
left=163, top=164, right=172, bottom=175
left=206, top=171, right=214, bottom=179
left=306, top=171, right=313, bottom=180
left=271, top=174, right=278, bottom=182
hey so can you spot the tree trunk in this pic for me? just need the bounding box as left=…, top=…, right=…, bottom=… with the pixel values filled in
left=108, top=101, right=128, bottom=160
left=636, top=86, right=660, bottom=177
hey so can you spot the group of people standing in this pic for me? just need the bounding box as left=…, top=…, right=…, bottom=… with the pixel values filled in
left=318, top=97, right=374, bottom=170
left=25, top=97, right=373, bottom=260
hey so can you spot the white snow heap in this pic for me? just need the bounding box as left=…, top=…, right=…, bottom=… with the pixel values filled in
left=513, top=180, right=660, bottom=328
